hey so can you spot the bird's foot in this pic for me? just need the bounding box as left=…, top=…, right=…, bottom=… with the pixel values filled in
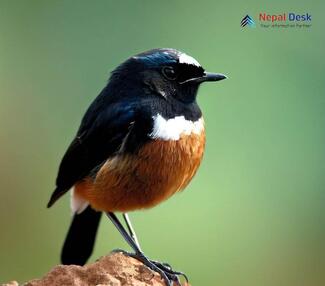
left=112, top=249, right=188, bottom=286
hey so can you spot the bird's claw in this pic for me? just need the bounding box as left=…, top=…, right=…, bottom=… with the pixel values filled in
left=112, top=249, right=188, bottom=286
left=150, top=259, right=188, bottom=284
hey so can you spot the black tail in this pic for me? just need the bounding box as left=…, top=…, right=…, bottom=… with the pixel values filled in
left=61, top=206, right=102, bottom=265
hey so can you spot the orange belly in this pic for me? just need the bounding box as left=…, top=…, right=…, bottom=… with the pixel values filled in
left=74, top=130, right=205, bottom=212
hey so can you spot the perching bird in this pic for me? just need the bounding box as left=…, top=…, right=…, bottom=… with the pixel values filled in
left=47, top=48, right=226, bottom=285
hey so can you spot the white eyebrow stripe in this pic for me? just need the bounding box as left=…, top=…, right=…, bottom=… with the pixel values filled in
left=179, top=53, right=201, bottom=67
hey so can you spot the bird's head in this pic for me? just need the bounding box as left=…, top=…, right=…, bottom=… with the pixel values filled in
left=110, top=48, right=226, bottom=103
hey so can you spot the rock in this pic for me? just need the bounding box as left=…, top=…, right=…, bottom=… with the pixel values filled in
left=1, top=282, right=18, bottom=286
left=1, top=252, right=189, bottom=286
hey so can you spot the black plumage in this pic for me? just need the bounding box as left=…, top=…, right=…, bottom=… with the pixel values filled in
left=61, top=206, right=102, bottom=265
left=47, top=48, right=226, bottom=270
left=48, top=48, right=204, bottom=207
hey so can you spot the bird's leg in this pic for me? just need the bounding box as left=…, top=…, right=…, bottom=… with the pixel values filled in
left=106, top=212, right=188, bottom=286
left=122, top=213, right=178, bottom=276
left=106, top=212, right=171, bottom=284
left=122, top=213, right=142, bottom=252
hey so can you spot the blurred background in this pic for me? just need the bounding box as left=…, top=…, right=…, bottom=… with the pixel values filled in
left=0, top=1, right=324, bottom=285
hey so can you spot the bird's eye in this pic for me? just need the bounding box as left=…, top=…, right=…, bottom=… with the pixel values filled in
left=162, top=66, right=177, bottom=80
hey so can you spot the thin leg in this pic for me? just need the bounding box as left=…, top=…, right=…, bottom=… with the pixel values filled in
left=123, top=213, right=142, bottom=252
left=106, top=212, right=140, bottom=253
left=105, top=212, right=187, bottom=286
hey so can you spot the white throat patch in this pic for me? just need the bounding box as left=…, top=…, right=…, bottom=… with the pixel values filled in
left=179, top=53, right=201, bottom=67
left=150, top=114, right=204, bottom=141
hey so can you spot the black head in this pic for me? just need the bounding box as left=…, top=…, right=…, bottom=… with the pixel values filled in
left=109, top=48, right=226, bottom=104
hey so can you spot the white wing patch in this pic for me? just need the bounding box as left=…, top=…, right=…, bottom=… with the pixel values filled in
left=150, top=114, right=204, bottom=141
left=179, top=53, right=201, bottom=67
left=71, top=188, right=89, bottom=214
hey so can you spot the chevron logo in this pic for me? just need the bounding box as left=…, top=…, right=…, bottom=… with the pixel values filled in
left=241, top=15, right=256, bottom=27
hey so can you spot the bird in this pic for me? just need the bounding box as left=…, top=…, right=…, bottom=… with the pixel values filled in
left=47, top=48, right=226, bottom=285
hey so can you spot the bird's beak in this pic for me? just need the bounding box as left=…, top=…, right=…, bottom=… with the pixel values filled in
left=180, top=72, right=227, bottom=84
left=200, top=72, right=227, bottom=82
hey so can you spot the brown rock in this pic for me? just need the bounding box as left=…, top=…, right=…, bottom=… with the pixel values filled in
left=1, top=282, right=19, bottom=286
left=2, top=252, right=189, bottom=286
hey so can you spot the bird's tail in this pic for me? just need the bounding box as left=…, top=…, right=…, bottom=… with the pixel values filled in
left=61, top=206, right=102, bottom=265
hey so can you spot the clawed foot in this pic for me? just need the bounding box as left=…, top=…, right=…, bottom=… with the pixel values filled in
left=112, top=249, right=188, bottom=286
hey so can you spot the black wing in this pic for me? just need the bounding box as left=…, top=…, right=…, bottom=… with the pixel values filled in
left=47, top=95, right=138, bottom=207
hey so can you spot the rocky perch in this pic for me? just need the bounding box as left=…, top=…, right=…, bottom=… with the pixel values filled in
left=1, top=252, right=189, bottom=286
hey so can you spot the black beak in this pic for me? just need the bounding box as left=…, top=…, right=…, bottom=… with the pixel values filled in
left=200, top=72, right=227, bottom=82
left=180, top=72, right=227, bottom=84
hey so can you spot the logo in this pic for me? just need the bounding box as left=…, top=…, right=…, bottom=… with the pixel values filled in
left=241, top=15, right=256, bottom=27
left=240, top=12, right=312, bottom=29
left=259, top=12, right=312, bottom=28
left=259, top=13, right=311, bottom=22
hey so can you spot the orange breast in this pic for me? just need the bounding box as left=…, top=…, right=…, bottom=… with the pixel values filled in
left=74, top=130, right=205, bottom=212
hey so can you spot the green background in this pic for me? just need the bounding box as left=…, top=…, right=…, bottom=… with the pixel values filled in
left=0, top=1, right=324, bottom=285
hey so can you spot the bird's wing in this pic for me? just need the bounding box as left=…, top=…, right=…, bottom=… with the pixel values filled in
left=47, top=100, right=138, bottom=207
